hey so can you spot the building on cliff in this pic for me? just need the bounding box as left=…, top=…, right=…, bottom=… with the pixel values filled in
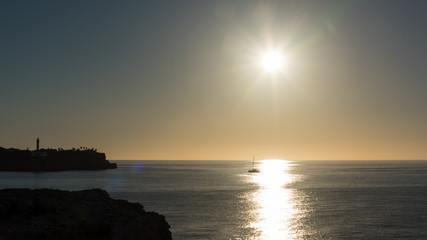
left=0, top=138, right=117, bottom=171
left=31, top=138, right=47, bottom=157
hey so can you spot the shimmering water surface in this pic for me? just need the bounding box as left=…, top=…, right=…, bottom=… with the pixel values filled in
left=1, top=160, right=427, bottom=239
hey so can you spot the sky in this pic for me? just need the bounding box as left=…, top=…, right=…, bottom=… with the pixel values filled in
left=1, top=0, right=427, bottom=160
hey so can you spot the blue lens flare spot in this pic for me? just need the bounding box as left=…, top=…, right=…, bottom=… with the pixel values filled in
left=133, top=162, right=145, bottom=172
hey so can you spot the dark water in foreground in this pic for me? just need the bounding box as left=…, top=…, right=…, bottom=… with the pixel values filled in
left=1, top=160, right=427, bottom=239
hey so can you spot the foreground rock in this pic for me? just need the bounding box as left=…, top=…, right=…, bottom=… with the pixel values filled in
left=0, top=189, right=172, bottom=240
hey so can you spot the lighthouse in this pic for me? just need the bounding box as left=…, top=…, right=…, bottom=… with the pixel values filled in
left=31, top=138, right=46, bottom=157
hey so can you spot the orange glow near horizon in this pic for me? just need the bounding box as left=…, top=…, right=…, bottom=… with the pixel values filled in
left=3, top=2, right=427, bottom=162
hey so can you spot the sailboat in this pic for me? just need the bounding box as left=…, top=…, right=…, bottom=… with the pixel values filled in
left=248, top=156, right=260, bottom=173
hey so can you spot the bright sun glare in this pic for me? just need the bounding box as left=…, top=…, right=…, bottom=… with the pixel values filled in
left=261, top=50, right=284, bottom=72
left=248, top=159, right=300, bottom=239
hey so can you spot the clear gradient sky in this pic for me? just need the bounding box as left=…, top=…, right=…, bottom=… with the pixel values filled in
left=2, top=0, right=427, bottom=160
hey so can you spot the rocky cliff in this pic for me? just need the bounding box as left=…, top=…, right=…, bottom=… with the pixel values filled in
left=0, top=147, right=117, bottom=171
left=0, top=188, right=172, bottom=240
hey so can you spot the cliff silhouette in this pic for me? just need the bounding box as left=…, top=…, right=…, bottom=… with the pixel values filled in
left=0, top=188, right=172, bottom=240
left=0, top=146, right=117, bottom=171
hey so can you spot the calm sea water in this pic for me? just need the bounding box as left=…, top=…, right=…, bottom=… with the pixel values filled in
left=1, top=160, right=427, bottom=239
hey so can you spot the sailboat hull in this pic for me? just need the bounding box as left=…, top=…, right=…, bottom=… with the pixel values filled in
left=248, top=156, right=260, bottom=173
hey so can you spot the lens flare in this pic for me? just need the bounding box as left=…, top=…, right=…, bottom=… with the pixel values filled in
left=133, top=162, right=145, bottom=172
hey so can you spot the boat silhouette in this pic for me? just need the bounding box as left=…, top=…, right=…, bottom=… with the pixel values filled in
left=248, top=156, right=260, bottom=173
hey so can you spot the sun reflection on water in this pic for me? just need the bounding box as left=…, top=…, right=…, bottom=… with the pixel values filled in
left=247, top=159, right=301, bottom=240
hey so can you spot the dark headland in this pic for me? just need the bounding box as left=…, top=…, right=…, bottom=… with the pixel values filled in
left=0, top=188, right=172, bottom=240
left=0, top=138, right=117, bottom=171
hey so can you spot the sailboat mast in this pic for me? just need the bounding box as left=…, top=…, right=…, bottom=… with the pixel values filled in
left=252, top=156, right=255, bottom=168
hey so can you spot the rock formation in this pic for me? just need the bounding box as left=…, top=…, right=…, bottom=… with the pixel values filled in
left=0, top=188, right=172, bottom=240
left=0, top=147, right=117, bottom=171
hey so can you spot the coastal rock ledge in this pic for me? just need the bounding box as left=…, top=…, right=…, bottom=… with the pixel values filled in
left=0, top=188, right=172, bottom=240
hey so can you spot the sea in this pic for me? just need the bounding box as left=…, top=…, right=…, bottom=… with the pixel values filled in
left=1, top=160, right=427, bottom=240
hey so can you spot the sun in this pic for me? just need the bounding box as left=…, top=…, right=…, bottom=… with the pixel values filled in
left=261, top=50, right=284, bottom=72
